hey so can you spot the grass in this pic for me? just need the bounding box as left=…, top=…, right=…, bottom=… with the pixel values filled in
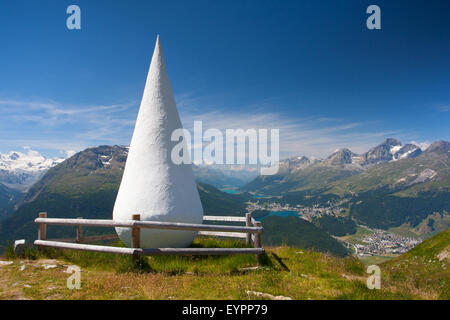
left=337, top=225, right=374, bottom=246
left=388, top=224, right=422, bottom=239
left=359, top=255, right=395, bottom=266
left=0, top=235, right=448, bottom=300
left=3, top=237, right=271, bottom=275
left=379, top=229, right=450, bottom=300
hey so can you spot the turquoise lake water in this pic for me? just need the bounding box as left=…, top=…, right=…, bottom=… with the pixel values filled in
left=220, top=188, right=241, bottom=194
left=255, top=210, right=299, bottom=221
left=219, top=189, right=271, bottom=200
left=252, top=194, right=267, bottom=199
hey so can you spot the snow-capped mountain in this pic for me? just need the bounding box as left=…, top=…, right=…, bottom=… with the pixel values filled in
left=0, top=148, right=64, bottom=191
left=261, top=138, right=424, bottom=178
left=318, top=139, right=422, bottom=167
left=324, top=148, right=359, bottom=166
left=361, top=138, right=422, bottom=165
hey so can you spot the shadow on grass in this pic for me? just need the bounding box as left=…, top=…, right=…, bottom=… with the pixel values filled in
left=4, top=237, right=274, bottom=275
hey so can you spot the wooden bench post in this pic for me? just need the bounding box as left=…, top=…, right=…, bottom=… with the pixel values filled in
left=131, top=214, right=141, bottom=263
left=76, top=217, right=83, bottom=243
left=38, top=212, right=47, bottom=241
left=37, top=212, right=47, bottom=251
left=253, top=221, right=263, bottom=264
left=245, top=213, right=252, bottom=246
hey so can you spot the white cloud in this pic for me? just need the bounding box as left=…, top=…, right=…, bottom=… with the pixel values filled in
left=0, top=97, right=138, bottom=156
left=0, top=93, right=421, bottom=161
left=178, top=106, right=402, bottom=159
left=64, top=150, right=77, bottom=158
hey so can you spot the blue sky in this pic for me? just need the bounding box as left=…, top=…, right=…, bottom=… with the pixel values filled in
left=0, top=0, right=449, bottom=159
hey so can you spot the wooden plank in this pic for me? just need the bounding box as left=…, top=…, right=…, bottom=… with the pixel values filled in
left=203, top=216, right=246, bottom=222
left=253, top=221, right=262, bottom=249
left=253, top=221, right=263, bottom=265
left=133, top=221, right=263, bottom=233
left=198, top=231, right=247, bottom=239
left=131, top=214, right=141, bottom=263
left=76, top=217, right=83, bottom=243
left=34, top=240, right=136, bottom=255
left=34, top=240, right=265, bottom=256
left=131, top=214, right=141, bottom=248
left=35, top=218, right=134, bottom=228
left=245, top=213, right=252, bottom=245
left=35, top=218, right=263, bottom=234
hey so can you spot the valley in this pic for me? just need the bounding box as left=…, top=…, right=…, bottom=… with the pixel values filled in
left=246, top=198, right=424, bottom=260
left=0, top=138, right=448, bottom=264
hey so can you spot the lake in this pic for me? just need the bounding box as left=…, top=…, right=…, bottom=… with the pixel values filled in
left=254, top=210, right=300, bottom=221
left=219, top=188, right=241, bottom=194
left=252, top=194, right=267, bottom=199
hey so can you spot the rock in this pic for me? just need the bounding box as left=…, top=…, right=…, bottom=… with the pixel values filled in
left=246, top=290, right=292, bottom=300
left=14, top=239, right=26, bottom=257
left=437, top=246, right=450, bottom=262
left=42, top=264, right=57, bottom=270
left=0, top=261, right=14, bottom=266
left=20, top=265, right=26, bottom=271
left=238, top=266, right=268, bottom=272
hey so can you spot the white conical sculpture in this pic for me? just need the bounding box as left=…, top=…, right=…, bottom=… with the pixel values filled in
left=113, top=35, right=203, bottom=248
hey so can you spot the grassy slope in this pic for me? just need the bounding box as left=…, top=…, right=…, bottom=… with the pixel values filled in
left=1, top=233, right=448, bottom=300
left=324, top=151, right=450, bottom=197
left=378, top=229, right=449, bottom=299
left=261, top=216, right=349, bottom=257
left=0, top=183, right=22, bottom=221
left=335, top=152, right=450, bottom=230
left=243, top=165, right=360, bottom=195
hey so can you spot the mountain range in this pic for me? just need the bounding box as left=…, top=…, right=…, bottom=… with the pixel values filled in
left=243, top=138, right=441, bottom=194
left=0, top=149, right=64, bottom=192
left=244, top=139, right=449, bottom=231
left=0, top=138, right=448, bottom=254
left=0, top=145, right=348, bottom=256
left=193, top=164, right=259, bottom=188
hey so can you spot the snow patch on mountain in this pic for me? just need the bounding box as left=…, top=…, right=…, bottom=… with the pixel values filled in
left=407, top=168, right=438, bottom=186
left=390, top=145, right=402, bottom=160
left=399, top=147, right=418, bottom=159
left=0, top=148, right=64, bottom=191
